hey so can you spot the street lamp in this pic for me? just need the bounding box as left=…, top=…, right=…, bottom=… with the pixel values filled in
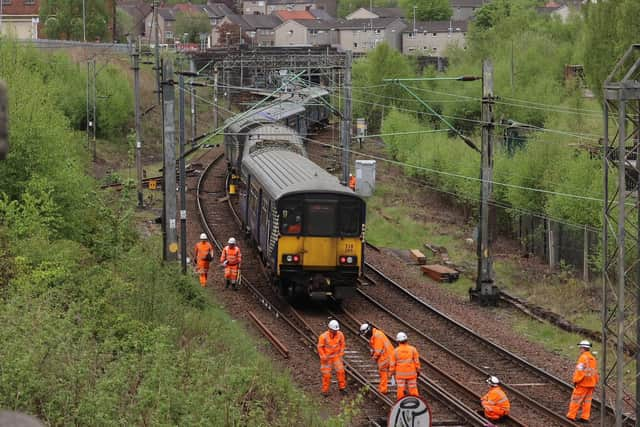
left=413, top=5, right=417, bottom=33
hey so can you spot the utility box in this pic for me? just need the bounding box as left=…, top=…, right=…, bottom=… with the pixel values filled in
left=355, top=160, right=376, bottom=197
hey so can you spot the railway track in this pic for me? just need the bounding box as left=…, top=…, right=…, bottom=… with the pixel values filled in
left=358, top=253, right=634, bottom=426
left=195, top=148, right=502, bottom=426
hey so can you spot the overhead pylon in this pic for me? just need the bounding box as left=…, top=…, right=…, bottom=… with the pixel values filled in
left=602, top=44, right=640, bottom=427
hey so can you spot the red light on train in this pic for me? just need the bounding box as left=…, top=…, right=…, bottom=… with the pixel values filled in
left=293, top=255, right=300, bottom=262
left=340, top=256, right=347, bottom=264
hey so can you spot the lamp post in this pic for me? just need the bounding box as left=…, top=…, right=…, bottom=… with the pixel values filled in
left=413, top=5, right=417, bottom=33
left=82, top=0, right=86, bottom=42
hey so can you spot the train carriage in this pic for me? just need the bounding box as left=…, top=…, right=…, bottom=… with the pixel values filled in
left=238, top=148, right=365, bottom=300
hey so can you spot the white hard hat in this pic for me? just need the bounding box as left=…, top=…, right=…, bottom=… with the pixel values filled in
left=359, top=323, right=371, bottom=335
left=328, top=320, right=340, bottom=331
left=486, top=376, right=500, bottom=386
left=396, top=332, right=408, bottom=342
left=578, top=340, right=592, bottom=349
left=228, top=237, right=236, bottom=245
left=200, top=233, right=207, bottom=240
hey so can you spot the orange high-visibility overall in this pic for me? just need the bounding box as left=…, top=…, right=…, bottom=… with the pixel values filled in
left=348, top=175, right=356, bottom=191
left=567, top=350, right=599, bottom=421
left=220, top=245, right=242, bottom=282
left=391, top=343, right=421, bottom=400
left=481, top=386, right=510, bottom=421
left=370, top=328, right=395, bottom=394
left=317, top=330, right=346, bottom=394
left=194, top=241, right=214, bottom=287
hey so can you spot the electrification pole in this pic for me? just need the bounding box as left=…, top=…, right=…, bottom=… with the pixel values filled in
left=162, top=60, right=178, bottom=262
left=341, top=50, right=352, bottom=185
left=178, top=73, right=187, bottom=273
left=471, top=59, right=498, bottom=305
left=213, top=66, right=219, bottom=131
left=190, top=59, right=197, bottom=144
left=153, top=0, right=161, bottom=105
left=132, top=43, right=144, bottom=208
left=601, top=44, right=640, bottom=427
left=92, top=59, right=97, bottom=162
left=0, top=80, right=8, bottom=160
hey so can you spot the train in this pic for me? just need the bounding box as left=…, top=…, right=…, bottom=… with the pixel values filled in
left=224, top=87, right=365, bottom=300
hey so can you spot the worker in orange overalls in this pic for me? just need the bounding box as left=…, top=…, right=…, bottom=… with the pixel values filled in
left=318, top=320, right=346, bottom=396
left=390, top=331, right=420, bottom=400
left=193, top=233, right=214, bottom=287
left=567, top=340, right=599, bottom=423
left=348, top=173, right=356, bottom=191
left=220, top=237, right=242, bottom=290
left=481, top=376, right=510, bottom=422
left=360, top=322, right=395, bottom=394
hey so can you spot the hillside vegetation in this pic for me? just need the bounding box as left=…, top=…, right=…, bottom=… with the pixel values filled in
left=0, top=41, right=348, bottom=426
left=351, top=0, right=639, bottom=264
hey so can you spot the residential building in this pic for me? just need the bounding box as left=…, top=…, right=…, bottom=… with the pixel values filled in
left=273, top=10, right=316, bottom=21
left=536, top=1, right=585, bottom=23
left=243, top=0, right=336, bottom=17
left=117, top=0, right=152, bottom=38
left=402, top=20, right=467, bottom=56
left=345, top=7, right=404, bottom=20
left=203, top=2, right=233, bottom=27
left=0, top=0, right=40, bottom=39
left=333, top=17, right=405, bottom=53
left=451, top=0, right=487, bottom=21
left=144, top=7, right=176, bottom=43
left=274, top=19, right=337, bottom=46
left=214, top=13, right=281, bottom=46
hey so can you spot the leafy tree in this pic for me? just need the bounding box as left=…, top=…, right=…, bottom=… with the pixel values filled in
left=174, top=11, right=211, bottom=43
left=115, top=8, right=134, bottom=43
left=215, top=22, right=251, bottom=46
left=399, top=0, right=451, bottom=21
left=40, top=0, right=109, bottom=41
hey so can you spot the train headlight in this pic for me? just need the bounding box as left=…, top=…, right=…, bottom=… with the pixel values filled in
left=282, top=254, right=301, bottom=264
left=339, top=256, right=357, bottom=265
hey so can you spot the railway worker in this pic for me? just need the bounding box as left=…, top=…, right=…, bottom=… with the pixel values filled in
left=348, top=173, right=356, bottom=191
left=220, top=237, right=242, bottom=290
left=318, top=320, right=347, bottom=396
left=481, top=376, right=510, bottom=422
left=566, top=340, right=599, bottom=423
left=360, top=322, right=395, bottom=394
left=390, top=332, right=421, bottom=400
left=193, top=233, right=214, bottom=288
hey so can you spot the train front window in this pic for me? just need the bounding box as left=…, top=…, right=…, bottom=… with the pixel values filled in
left=280, top=203, right=302, bottom=235
left=304, top=201, right=336, bottom=236
left=339, top=203, right=361, bottom=236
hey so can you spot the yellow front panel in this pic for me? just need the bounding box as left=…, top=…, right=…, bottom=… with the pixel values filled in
left=277, top=236, right=362, bottom=273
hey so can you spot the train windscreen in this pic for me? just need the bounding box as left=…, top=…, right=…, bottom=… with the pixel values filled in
left=304, top=201, right=337, bottom=236
left=339, top=202, right=362, bottom=236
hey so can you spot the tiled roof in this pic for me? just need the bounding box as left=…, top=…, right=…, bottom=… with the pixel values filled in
left=204, top=3, right=233, bottom=17
left=403, top=20, right=468, bottom=33
left=275, top=10, right=316, bottom=20
left=242, top=14, right=282, bottom=28
left=309, top=8, right=333, bottom=20
left=157, top=7, right=176, bottom=20
left=330, top=17, right=403, bottom=29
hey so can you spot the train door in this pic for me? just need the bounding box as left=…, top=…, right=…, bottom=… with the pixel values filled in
left=248, top=182, right=259, bottom=237
left=302, top=200, right=337, bottom=267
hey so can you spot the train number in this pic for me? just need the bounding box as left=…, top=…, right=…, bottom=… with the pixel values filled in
left=344, top=243, right=355, bottom=253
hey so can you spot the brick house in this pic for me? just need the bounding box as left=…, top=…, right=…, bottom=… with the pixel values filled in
left=0, top=0, right=40, bottom=39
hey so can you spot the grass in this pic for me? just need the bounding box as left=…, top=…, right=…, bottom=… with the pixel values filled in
left=364, top=179, right=605, bottom=359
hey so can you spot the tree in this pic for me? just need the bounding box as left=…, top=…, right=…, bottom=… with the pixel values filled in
left=40, top=0, right=109, bottom=41
left=174, top=11, right=211, bottom=43
left=399, top=0, right=452, bottom=21
left=114, top=8, right=134, bottom=43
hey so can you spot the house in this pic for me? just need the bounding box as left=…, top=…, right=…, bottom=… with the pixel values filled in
left=214, top=13, right=281, bottom=46
left=402, top=20, right=467, bottom=56
left=117, top=0, right=152, bottom=38
left=536, top=1, right=583, bottom=23
left=273, top=19, right=338, bottom=46
left=203, top=2, right=233, bottom=27
left=345, top=7, right=404, bottom=20
left=0, top=0, right=40, bottom=39
left=144, top=7, right=176, bottom=43
left=273, top=10, right=316, bottom=21
left=451, top=0, right=487, bottom=21
left=243, top=0, right=336, bottom=17
left=333, top=17, right=406, bottom=53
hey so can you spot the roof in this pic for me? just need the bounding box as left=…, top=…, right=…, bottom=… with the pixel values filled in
left=451, top=0, right=486, bottom=7
left=330, top=17, right=404, bottom=30
left=172, top=3, right=203, bottom=14
left=118, top=3, right=153, bottom=22
left=370, top=7, right=404, bottom=18
left=274, top=10, right=316, bottom=20
left=267, top=0, right=315, bottom=5
left=243, top=149, right=358, bottom=200
left=226, top=101, right=306, bottom=133
left=223, top=14, right=251, bottom=29
left=404, top=20, right=468, bottom=33
left=309, top=8, right=333, bottom=20
left=157, top=7, right=176, bottom=21
left=204, top=3, right=233, bottom=17
left=242, top=14, right=282, bottom=29
left=289, top=19, right=337, bottom=29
